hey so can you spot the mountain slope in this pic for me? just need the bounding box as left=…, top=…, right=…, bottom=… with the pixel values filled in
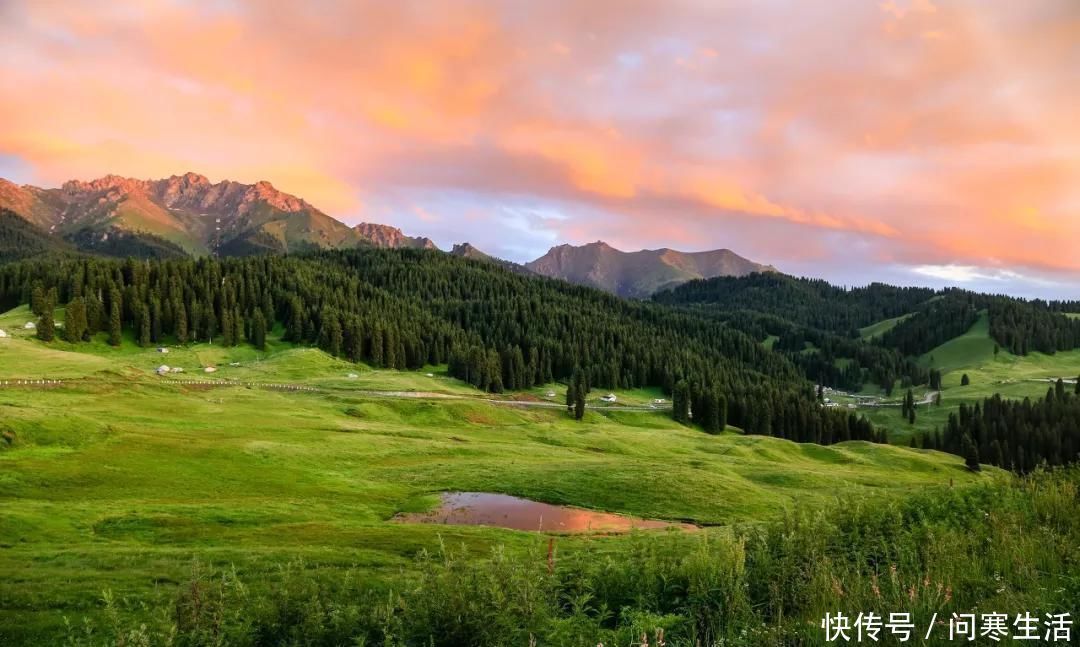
left=0, top=173, right=435, bottom=257
left=0, top=208, right=76, bottom=262
left=352, top=223, right=436, bottom=250
left=526, top=241, right=776, bottom=298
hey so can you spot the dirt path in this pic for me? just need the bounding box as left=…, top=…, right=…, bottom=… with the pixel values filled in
left=0, top=377, right=669, bottom=412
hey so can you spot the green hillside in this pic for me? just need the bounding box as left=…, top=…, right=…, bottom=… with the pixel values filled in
left=919, top=311, right=996, bottom=371
left=0, top=318, right=991, bottom=642
left=858, top=313, right=912, bottom=339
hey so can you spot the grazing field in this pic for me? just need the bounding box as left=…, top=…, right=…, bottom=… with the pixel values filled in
left=0, top=312, right=994, bottom=644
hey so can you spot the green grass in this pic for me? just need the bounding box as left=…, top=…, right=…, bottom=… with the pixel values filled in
left=0, top=309, right=996, bottom=643
left=858, top=313, right=912, bottom=339
left=919, top=312, right=996, bottom=372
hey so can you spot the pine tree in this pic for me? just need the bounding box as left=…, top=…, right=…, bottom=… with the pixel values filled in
left=961, top=374, right=971, bottom=386
left=673, top=380, right=691, bottom=425
left=572, top=367, right=587, bottom=420
left=30, top=284, right=45, bottom=317
left=1075, top=376, right=1080, bottom=396
left=566, top=381, right=577, bottom=414
left=139, top=305, right=151, bottom=347
left=36, top=292, right=55, bottom=342
left=962, top=434, right=980, bottom=471
left=108, top=298, right=122, bottom=347
left=64, top=297, right=88, bottom=343
left=250, top=310, right=267, bottom=351
left=908, top=406, right=916, bottom=425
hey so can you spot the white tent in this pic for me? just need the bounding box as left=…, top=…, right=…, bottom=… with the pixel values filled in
left=0, top=329, right=7, bottom=338
left=204, top=366, right=217, bottom=373
left=23, top=321, right=36, bottom=330
left=156, top=365, right=171, bottom=375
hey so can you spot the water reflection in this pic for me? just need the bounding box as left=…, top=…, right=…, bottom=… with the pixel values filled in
left=395, top=492, right=696, bottom=533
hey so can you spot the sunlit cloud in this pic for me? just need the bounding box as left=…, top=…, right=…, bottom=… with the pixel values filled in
left=0, top=0, right=1077, bottom=295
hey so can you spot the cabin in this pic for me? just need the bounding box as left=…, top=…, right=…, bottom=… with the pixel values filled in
left=155, top=365, right=171, bottom=375
left=23, top=321, right=36, bottom=330
left=600, top=394, right=617, bottom=403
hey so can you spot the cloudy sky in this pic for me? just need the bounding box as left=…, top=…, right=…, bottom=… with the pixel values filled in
left=1, top=0, right=1077, bottom=297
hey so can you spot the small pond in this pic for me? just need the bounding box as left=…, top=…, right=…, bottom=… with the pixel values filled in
left=395, top=492, right=696, bottom=533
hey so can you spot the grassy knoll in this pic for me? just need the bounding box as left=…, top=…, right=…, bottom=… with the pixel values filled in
left=858, top=313, right=912, bottom=339
left=919, top=311, right=996, bottom=372
left=0, top=313, right=992, bottom=644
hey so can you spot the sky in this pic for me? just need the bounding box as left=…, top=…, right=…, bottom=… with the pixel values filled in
left=1, top=0, right=1078, bottom=298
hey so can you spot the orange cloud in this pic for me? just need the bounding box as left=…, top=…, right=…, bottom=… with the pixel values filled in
left=0, top=0, right=1076, bottom=285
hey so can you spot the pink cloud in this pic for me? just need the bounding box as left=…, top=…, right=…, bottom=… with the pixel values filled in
left=0, top=0, right=1076, bottom=282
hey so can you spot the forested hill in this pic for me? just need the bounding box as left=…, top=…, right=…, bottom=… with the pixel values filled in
left=652, top=273, right=937, bottom=334
left=0, top=249, right=877, bottom=446
left=655, top=273, right=1080, bottom=358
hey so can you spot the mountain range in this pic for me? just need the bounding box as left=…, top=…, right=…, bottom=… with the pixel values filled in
left=0, top=173, right=775, bottom=296
left=525, top=241, right=774, bottom=298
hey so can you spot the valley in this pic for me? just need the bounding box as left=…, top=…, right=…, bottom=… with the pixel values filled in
left=0, top=320, right=991, bottom=643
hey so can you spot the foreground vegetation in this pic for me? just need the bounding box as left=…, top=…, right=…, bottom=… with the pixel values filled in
left=48, top=470, right=1080, bottom=646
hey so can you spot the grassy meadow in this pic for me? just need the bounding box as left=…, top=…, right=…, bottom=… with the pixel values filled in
left=5, top=305, right=1079, bottom=644
left=0, top=304, right=1010, bottom=644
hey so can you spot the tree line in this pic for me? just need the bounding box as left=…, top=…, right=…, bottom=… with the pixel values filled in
left=0, top=249, right=878, bottom=446
left=918, top=380, right=1080, bottom=473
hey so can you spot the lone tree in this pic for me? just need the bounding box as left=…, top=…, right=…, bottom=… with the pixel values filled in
left=960, top=374, right=971, bottom=387
left=672, top=380, right=691, bottom=425
left=1075, top=375, right=1079, bottom=396
left=571, top=368, right=588, bottom=420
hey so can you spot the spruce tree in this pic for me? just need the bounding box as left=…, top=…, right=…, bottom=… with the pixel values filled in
left=37, top=293, right=55, bottom=342
left=673, top=380, right=691, bottom=425
left=961, top=374, right=971, bottom=386
left=572, top=368, right=587, bottom=420
left=64, top=297, right=88, bottom=343
left=250, top=310, right=267, bottom=351
left=108, top=298, right=122, bottom=347
left=139, top=305, right=151, bottom=347
left=962, top=434, right=981, bottom=471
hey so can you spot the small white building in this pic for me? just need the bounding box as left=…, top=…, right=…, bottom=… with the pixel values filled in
left=203, top=366, right=217, bottom=373
left=600, top=394, right=617, bottom=403
left=425, top=373, right=435, bottom=377
left=157, top=347, right=169, bottom=354
left=23, top=321, right=36, bottom=330
left=545, top=391, right=556, bottom=398
left=156, top=365, right=171, bottom=375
